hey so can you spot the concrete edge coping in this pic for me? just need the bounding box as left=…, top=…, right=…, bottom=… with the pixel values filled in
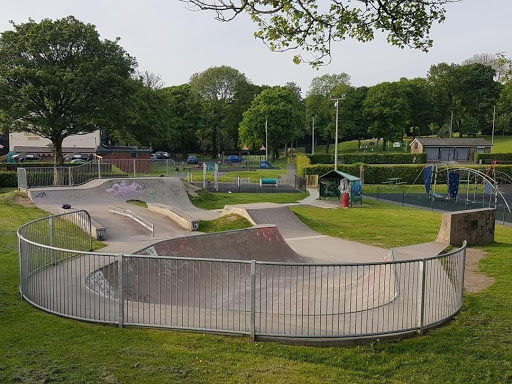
left=147, top=202, right=200, bottom=231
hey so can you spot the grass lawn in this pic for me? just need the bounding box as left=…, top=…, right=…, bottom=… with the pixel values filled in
left=198, top=214, right=252, bottom=233
left=190, top=190, right=308, bottom=210
left=480, top=134, right=512, bottom=153
left=1, top=190, right=512, bottom=383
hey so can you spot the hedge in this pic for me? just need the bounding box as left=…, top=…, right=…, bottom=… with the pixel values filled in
left=0, top=171, right=18, bottom=187
left=304, top=164, right=512, bottom=184
left=296, top=153, right=311, bottom=177
left=474, top=153, right=512, bottom=163
left=308, top=153, right=427, bottom=165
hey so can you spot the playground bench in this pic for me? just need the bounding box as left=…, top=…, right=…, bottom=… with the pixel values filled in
left=260, top=177, right=278, bottom=187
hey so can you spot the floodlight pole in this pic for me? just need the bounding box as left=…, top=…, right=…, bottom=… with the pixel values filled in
left=449, top=111, right=453, bottom=138
left=332, top=96, right=345, bottom=171
left=491, top=105, right=496, bottom=153
left=265, top=118, right=268, bottom=161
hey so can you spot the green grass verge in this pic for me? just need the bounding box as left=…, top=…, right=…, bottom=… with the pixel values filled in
left=1, top=190, right=512, bottom=383
left=126, top=199, right=148, bottom=208
left=190, top=190, right=308, bottom=210
left=198, top=214, right=252, bottom=233
left=480, top=134, right=512, bottom=153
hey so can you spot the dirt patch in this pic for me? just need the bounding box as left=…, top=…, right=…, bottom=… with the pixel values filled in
left=12, top=193, right=33, bottom=208
left=464, top=248, right=495, bottom=293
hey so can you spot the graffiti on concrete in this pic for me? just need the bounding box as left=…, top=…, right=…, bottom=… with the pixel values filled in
left=106, top=181, right=145, bottom=198
left=33, top=191, right=47, bottom=200
left=256, top=227, right=283, bottom=244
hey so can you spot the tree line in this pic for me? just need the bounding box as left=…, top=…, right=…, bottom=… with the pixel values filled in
left=1, top=16, right=512, bottom=167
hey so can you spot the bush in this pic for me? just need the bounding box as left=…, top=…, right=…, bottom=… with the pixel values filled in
left=296, top=153, right=311, bottom=177
left=474, top=153, right=512, bottom=163
left=303, top=163, right=512, bottom=184
left=308, top=153, right=426, bottom=165
left=0, top=171, right=18, bottom=187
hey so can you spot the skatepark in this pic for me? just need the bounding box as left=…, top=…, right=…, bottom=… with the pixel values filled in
left=17, top=176, right=467, bottom=344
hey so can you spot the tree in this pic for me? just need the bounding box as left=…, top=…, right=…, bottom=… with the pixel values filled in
left=239, top=86, right=304, bottom=160
left=463, top=52, right=512, bottom=83
left=307, top=73, right=351, bottom=97
left=337, top=86, right=370, bottom=150
left=363, top=82, right=409, bottom=150
left=0, top=16, right=136, bottom=168
left=182, top=0, right=457, bottom=66
left=189, top=66, right=252, bottom=155
left=305, top=73, right=352, bottom=152
left=158, top=84, right=202, bottom=157
left=496, top=81, right=512, bottom=135
left=398, top=78, right=434, bottom=136
left=135, top=69, right=165, bottom=89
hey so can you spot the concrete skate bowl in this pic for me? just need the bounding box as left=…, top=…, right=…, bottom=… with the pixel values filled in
left=18, top=210, right=467, bottom=345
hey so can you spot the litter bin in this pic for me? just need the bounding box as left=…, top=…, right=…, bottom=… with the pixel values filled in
left=341, top=192, right=349, bottom=208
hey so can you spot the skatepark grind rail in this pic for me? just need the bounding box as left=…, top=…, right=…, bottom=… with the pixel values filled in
left=18, top=210, right=467, bottom=345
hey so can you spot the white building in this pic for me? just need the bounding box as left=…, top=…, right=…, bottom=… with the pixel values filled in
left=9, top=130, right=101, bottom=159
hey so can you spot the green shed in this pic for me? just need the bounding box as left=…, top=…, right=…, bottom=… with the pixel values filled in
left=318, top=170, right=363, bottom=204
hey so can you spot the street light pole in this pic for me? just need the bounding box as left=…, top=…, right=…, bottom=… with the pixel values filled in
left=491, top=105, right=496, bottom=152
left=265, top=118, right=268, bottom=161
left=312, top=115, right=315, bottom=155
left=332, top=96, right=345, bottom=171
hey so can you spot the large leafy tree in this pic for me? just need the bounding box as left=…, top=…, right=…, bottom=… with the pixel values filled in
left=239, top=86, right=304, bottom=160
left=363, top=82, right=409, bottom=150
left=189, top=66, right=252, bottom=155
left=305, top=73, right=352, bottom=152
left=398, top=77, right=434, bottom=136
left=496, top=81, right=512, bottom=135
left=428, top=63, right=501, bottom=136
left=182, top=0, right=457, bottom=66
left=0, top=16, right=136, bottom=166
left=158, top=84, right=203, bottom=157
left=337, top=86, right=370, bottom=149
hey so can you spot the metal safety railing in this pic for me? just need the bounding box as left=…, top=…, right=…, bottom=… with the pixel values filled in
left=17, top=159, right=177, bottom=189
left=108, top=205, right=154, bottom=237
left=18, top=211, right=467, bottom=343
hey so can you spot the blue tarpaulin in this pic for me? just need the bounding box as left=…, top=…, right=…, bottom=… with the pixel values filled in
left=448, top=172, right=460, bottom=200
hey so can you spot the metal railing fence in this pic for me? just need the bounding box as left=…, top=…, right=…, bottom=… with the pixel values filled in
left=18, top=159, right=177, bottom=189
left=108, top=205, right=154, bottom=237
left=18, top=211, right=467, bottom=342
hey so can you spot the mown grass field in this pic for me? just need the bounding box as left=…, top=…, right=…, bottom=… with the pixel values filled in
left=190, top=190, right=308, bottom=210
left=480, top=134, right=512, bottom=153
left=1, top=190, right=511, bottom=383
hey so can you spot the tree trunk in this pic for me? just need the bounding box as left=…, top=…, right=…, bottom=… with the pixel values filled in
left=325, top=138, right=330, bottom=154
left=382, top=138, right=387, bottom=151
left=284, top=142, right=288, bottom=158
left=52, top=138, right=64, bottom=186
left=358, top=137, right=362, bottom=152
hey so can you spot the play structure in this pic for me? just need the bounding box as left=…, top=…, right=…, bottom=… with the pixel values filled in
left=318, top=170, right=363, bottom=206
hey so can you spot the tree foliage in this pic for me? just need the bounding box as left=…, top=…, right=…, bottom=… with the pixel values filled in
left=0, top=16, right=136, bottom=165
left=182, top=0, right=457, bottom=66
left=239, top=86, right=304, bottom=160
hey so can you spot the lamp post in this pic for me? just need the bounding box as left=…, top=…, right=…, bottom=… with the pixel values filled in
left=491, top=106, right=496, bottom=152
left=332, top=96, right=345, bottom=171
left=265, top=118, right=268, bottom=161
left=311, top=115, right=315, bottom=155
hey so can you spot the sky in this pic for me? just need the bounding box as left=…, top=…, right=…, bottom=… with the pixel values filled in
left=1, top=0, right=511, bottom=95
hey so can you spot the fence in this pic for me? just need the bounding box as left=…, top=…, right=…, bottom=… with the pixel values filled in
left=17, top=159, right=177, bottom=189
left=365, top=186, right=512, bottom=225
left=18, top=211, right=467, bottom=343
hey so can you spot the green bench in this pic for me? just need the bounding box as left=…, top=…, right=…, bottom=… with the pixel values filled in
left=260, top=177, right=278, bottom=187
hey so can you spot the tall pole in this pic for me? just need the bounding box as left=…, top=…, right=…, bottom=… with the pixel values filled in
left=491, top=105, right=496, bottom=152
left=332, top=96, right=345, bottom=171
left=265, top=118, right=268, bottom=161
left=312, top=115, right=315, bottom=155
left=450, top=111, right=453, bottom=138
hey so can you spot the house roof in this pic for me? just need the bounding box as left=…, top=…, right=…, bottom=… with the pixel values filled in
left=13, top=146, right=95, bottom=154
left=410, top=138, right=492, bottom=147
left=319, top=169, right=361, bottom=182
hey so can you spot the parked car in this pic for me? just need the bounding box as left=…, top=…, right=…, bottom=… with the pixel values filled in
left=152, top=151, right=170, bottom=159
left=70, top=158, right=90, bottom=165
left=228, top=155, right=243, bottom=163
left=11, top=153, right=41, bottom=162
left=187, top=155, right=198, bottom=164
left=65, top=153, right=93, bottom=162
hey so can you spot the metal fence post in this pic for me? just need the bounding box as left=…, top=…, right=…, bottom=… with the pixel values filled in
left=49, top=216, right=56, bottom=264
left=133, top=159, right=136, bottom=178
left=250, top=260, right=256, bottom=342
left=97, top=159, right=101, bottom=179
left=417, top=259, right=427, bottom=334
left=402, top=190, right=405, bottom=206
left=118, top=253, right=124, bottom=328
left=238, top=177, right=241, bottom=193
left=18, top=235, right=23, bottom=297
left=68, top=167, right=72, bottom=186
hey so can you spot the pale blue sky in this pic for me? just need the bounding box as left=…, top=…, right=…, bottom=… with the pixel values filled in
left=1, top=0, right=510, bottom=94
